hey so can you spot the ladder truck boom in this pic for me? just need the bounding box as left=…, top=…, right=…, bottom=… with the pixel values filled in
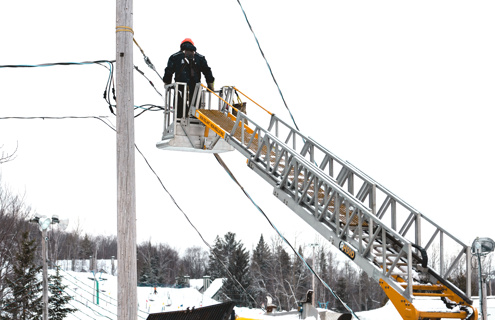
left=157, top=84, right=477, bottom=320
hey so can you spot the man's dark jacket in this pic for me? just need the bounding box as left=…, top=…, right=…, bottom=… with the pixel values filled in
left=163, top=42, right=214, bottom=87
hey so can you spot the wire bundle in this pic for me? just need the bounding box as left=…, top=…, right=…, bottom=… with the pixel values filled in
left=0, top=60, right=164, bottom=118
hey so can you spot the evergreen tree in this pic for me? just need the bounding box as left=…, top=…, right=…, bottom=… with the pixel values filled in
left=48, top=267, right=76, bottom=320
left=208, top=236, right=226, bottom=279
left=250, top=235, right=273, bottom=307
left=251, top=235, right=271, bottom=273
left=224, top=243, right=251, bottom=306
left=149, top=256, right=160, bottom=285
left=79, top=234, right=93, bottom=259
left=1, top=231, right=43, bottom=320
left=209, top=232, right=252, bottom=307
left=138, top=262, right=152, bottom=285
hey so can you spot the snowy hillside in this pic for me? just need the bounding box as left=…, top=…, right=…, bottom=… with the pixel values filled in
left=55, top=268, right=494, bottom=320
left=58, top=269, right=218, bottom=320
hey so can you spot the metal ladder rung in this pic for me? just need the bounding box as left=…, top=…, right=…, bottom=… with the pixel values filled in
left=374, top=259, right=408, bottom=266
left=417, top=311, right=468, bottom=319
left=401, top=284, right=445, bottom=291
left=389, top=272, right=409, bottom=278
left=413, top=292, right=455, bottom=298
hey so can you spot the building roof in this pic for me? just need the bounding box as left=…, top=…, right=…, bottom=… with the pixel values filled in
left=146, top=301, right=234, bottom=320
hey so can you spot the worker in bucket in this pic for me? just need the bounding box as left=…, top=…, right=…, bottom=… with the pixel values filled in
left=163, top=38, right=215, bottom=119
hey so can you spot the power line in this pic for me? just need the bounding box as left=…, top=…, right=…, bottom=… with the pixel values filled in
left=65, top=291, right=115, bottom=320
left=66, top=301, right=92, bottom=320
left=61, top=273, right=117, bottom=307
left=58, top=268, right=149, bottom=319
left=0, top=115, right=259, bottom=309
left=235, top=0, right=300, bottom=131
left=0, top=114, right=351, bottom=316
left=134, top=65, right=162, bottom=97
left=67, top=301, right=96, bottom=320
left=54, top=276, right=142, bottom=320
left=227, top=4, right=358, bottom=314
left=213, top=153, right=360, bottom=319
left=0, top=59, right=164, bottom=117
left=133, top=144, right=260, bottom=308
left=0, top=60, right=115, bottom=69
left=0, top=116, right=109, bottom=121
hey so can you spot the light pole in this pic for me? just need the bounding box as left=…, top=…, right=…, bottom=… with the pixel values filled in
left=471, top=237, right=495, bottom=320
left=308, top=243, right=319, bottom=307
left=30, top=214, right=60, bottom=320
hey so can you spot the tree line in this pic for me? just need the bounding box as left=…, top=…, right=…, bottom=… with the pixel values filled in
left=1, top=177, right=495, bottom=315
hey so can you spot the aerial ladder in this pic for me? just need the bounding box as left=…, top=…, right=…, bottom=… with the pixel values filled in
left=157, top=83, right=478, bottom=320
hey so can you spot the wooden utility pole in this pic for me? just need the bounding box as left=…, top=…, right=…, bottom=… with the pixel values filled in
left=116, top=0, right=137, bottom=319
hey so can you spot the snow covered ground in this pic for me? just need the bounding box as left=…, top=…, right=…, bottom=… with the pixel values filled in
left=59, top=269, right=218, bottom=319
left=56, top=269, right=495, bottom=320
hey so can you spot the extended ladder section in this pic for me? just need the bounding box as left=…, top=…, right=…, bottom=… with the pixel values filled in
left=159, top=84, right=478, bottom=320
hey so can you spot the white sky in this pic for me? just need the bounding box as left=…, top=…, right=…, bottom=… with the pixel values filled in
left=1, top=1, right=494, bottom=256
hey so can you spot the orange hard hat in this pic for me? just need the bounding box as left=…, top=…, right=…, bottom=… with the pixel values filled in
left=181, top=38, right=194, bottom=46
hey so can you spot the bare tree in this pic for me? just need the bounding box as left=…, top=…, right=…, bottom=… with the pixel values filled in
left=180, top=246, right=208, bottom=279
left=428, top=244, right=441, bottom=272
left=95, top=235, right=117, bottom=259
left=137, top=240, right=180, bottom=286
left=156, top=243, right=180, bottom=285
left=0, top=179, right=32, bottom=302
left=0, top=144, right=17, bottom=164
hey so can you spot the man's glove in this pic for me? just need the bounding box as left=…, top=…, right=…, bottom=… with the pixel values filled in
left=164, top=82, right=170, bottom=88
left=207, top=82, right=214, bottom=91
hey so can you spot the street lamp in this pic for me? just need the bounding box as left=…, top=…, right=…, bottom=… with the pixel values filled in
left=308, top=243, right=319, bottom=307
left=471, top=237, right=495, bottom=320
left=29, top=214, right=61, bottom=320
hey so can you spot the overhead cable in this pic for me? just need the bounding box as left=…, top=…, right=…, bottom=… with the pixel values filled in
left=0, top=60, right=115, bottom=69
left=132, top=37, right=163, bottom=82
left=115, top=25, right=162, bottom=82
left=0, top=115, right=258, bottom=309
left=58, top=268, right=149, bottom=318
left=235, top=0, right=300, bottom=130
left=0, top=60, right=163, bottom=117
left=133, top=143, right=260, bottom=308
left=213, top=153, right=361, bottom=319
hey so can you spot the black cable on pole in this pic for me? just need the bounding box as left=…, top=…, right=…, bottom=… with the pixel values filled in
left=0, top=59, right=164, bottom=117
left=0, top=116, right=109, bottom=121
left=134, top=65, right=162, bottom=97
left=0, top=60, right=116, bottom=69
left=132, top=37, right=163, bottom=82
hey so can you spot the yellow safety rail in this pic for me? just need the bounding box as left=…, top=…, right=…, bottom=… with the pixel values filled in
left=197, top=84, right=258, bottom=139
left=233, top=87, right=273, bottom=115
